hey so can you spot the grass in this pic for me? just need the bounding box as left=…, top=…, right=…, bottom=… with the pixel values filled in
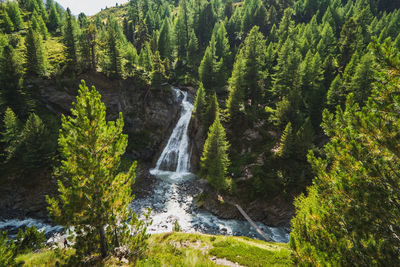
left=16, top=232, right=293, bottom=266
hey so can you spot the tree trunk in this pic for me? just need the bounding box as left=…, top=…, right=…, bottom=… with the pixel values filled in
left=98, top=225, right=108, bottom=258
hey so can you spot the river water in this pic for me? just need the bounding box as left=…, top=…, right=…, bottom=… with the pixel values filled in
left=0, top=87, right=289, bottom=243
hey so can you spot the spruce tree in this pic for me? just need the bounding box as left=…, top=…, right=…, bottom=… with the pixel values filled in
left=226, top=55, right=245, bottom=122
left=47, top=81, right=147, bottom=259
left=347, top=53, right=375, bottom=105
left=241, top=26, right=267, bottom=106
left=6, top=1, right=24, bottom=31
left=203, top=92, right=219, bottom=132
left=0, top=108, right=22, bottom=163
left=150, top=51, right=167, bottom=88
left=139, top=42, right=153, bottom=71
left=47, top=0, right=61, bottom=33
left=0, top=45, right=25, bottom=114
left=63, top=8, right=77, bottom=72
left=2, top=10, right=14, bottom=34
left=105, top=18, right=122, bottom=78
left=277, top=122, right=294, bottom=159
left=193, top=83, right=206, bottom=122
left=200, top=115, right=230, bottom=191
left=25, top=25, right=46, bottom=76
left=158, top=19, right=172, bottom=59
left=290, top=39, right=400, bottom=265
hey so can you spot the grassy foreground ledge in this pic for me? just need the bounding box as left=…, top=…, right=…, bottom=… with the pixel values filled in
left=16, top=232, right=292, bottom=266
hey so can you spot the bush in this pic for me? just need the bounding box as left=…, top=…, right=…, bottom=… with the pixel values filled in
left=15, top=226, right=46, bottom=254
left=0, top=231, right=16, bottom=266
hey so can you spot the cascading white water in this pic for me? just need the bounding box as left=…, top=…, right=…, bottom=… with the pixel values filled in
left=141, top=87, right=290, bottom=242
left=150, top=87, right=193, bottom=178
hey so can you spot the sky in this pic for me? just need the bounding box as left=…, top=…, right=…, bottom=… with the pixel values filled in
left=56, top=0, right=129, bottom=16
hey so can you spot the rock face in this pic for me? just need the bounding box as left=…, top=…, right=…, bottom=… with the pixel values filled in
left=0, top=73, right=181, bottom=221
left=39, top=72, right=181, bottom=162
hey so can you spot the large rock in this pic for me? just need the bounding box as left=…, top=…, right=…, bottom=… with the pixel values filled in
left=37, top=72, right=181, bottom=162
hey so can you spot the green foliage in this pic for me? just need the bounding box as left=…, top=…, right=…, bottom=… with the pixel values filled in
left=203, top=92, right=219, bottom=132
left=0, top=45, right=25, bottom=114
left=226, top=55, right=246, bottom=122
left=277, top=122, right=294, bottom=159
left=200, top=115, right=231, bottom=191
left=47, top=80, right=149, bottom=259
left=198, top=42, right=221, bottom=93
left=193, top=83, right=206, bottom=122
left=290, top=39, right=400, bottom=266
left=0, top=232, right=15, bottom=266
left=63, top=8, right=77, bottom=72
left=0, top=108, right=22, bottom=162
left=6, top=1, right=24, bottom=31
left=25, top=25, right=47, bottom=76
left=151, top=51, right=167, bottom=88
left=15, top=226, right=46, bottom=254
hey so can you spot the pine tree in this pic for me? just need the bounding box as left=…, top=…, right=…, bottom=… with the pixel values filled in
left=158, top=19, right=172, bottom=59
left=241, top=26, right=267, bottom=106
left=203, top=92, right=219, bottom=131
left=124, top=43, right=138, bottom=75
left=193, top=83, right=206, bottom=122
left=105, top=18, right=123, bottom=78
left=326, top=74, right=345, bottom=109
left=139, top=42, right=153, bottom=71
left=200, top=115, right=230, bottom=191
left=6, top=1, right=24, bottom=31
left=0, top=108, right=22, bottom=163
left=198, top=40, right=221, bottom=94
left=214, top=22, right=231, bottom=70
left=150, top=51, right=167, bottom=88
left=2, top=10, right=14, bottom=34
left=47, top=0, right=61, bottom=33
left=197, top=2, right=216, bottom=46
left=290, top=40, right=400, bottom=265
left=226, top=55, right=245, bottom=122
left=20, top=113, right=54, bottom=170
left=47, top=81, right=148, bottom=259
left=25, top=25, right=46, bottom=76
left=175, top=0, right=190, bottom=60
left=79, top=22, right=97, bottom=71
left=347, top=53, right=375, bottom=104
left=63, top=8, right=77, bottom=72
left=0, top=45, right=25, bottom=114
left=277, top=122, right=294, bottom=159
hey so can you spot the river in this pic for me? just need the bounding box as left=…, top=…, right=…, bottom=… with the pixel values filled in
left=0, top=87, right=289, bottom=243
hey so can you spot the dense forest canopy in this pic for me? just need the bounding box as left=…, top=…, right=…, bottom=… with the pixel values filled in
left=0, top=0, right=399, bottom=265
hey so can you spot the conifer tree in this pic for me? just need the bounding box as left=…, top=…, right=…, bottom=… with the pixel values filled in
left=277, top=122, right=294, bottom=159
left=2, top=10, right=14, bottom=34
left=124, top=43, right=139, bottom=75
left=214, top=22, right=232, bottom=69
left=193, top=83, right=206, bottom=122
left=326, top=74, right=345, bottom=109
left=47, top=81, right=147, bottom=259
left=198, top=41, right=221, bottom=94
left=0, top=108, right=22, bottom=162
left=79, top=22, right=97, bottom=71
left=20, top=113, right=54, bottom=170
left=25, top=25, right=46, bottom=76
left=187, top=30, right=199, bottom=64
left=139, top=42, right=153, bottom=71
left=158, top=19, right=172, bottom=59
left=241, top=26, right=267, bottom=106
left=63, top=8, right=77, bottom=72
left=200, top=116, right=230, bottom=191
left=6, top=1, right=24, bottom=31
left=150, top=51, right=167, bottom=88
left=47, top=0, right=61, bottom=33
left=0, top=45, right=25, bottom=114
left=203, top=92, right=219, bottom=131
left=347, top=53, right=375, bottom=104
left=226, top=55, right=245, bottom=122
left=290, top=39, right=400, bottom=265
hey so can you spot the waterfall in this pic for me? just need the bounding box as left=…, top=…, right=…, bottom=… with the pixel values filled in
left=151, top=87, right=193, bottom=178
